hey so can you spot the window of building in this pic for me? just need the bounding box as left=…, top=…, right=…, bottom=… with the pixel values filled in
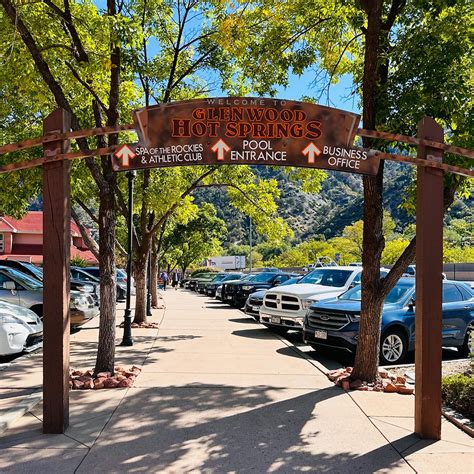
left=0, top=234, right=4, bottom=253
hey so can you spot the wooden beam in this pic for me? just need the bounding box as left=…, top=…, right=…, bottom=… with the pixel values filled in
left=42, top=108, right=71, bottom=434
left=415, top=117, right=444, bottom=440
left=0, top=123, right=136, bottom=155
left=357, top=128, right=474, bottom=160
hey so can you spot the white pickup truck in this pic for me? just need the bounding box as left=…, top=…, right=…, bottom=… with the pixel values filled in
left=259, top=267, right=368, bottom=332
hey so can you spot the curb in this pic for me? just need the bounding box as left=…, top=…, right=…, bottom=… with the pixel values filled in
left=442, top=405, right=474, bottom=438
left=0, top=390, right=43, bottom=435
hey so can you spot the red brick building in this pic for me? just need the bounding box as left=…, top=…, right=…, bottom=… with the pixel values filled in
left=0, top=211, right=98, bottom=264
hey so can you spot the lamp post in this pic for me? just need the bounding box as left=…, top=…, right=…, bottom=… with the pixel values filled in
left=249, top=216, right=253, bottom=272
left=120, top=170, right=135, bottom=346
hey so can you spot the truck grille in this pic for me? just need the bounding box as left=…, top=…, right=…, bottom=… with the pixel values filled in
left=264, top=294, right=301, bottom=311
left=307, top=311, right=350, bottom=331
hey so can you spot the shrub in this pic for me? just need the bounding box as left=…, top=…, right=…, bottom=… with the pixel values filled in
left=71, top=255, right=87, bottom=267
left=190, top=267, right=221, bottom=276
left=441, top=374, right=474, bottom=419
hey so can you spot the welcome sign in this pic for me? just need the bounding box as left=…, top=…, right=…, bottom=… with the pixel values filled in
left=113, top=98, right=380, bottom=175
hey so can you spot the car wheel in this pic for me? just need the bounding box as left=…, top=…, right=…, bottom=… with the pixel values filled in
left=458, top=324, right=473, bottom=358
left=380, top=328, right=407, bottom=365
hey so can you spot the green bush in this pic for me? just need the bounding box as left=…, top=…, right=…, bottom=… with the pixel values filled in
left=190, top=267, right=221, bottom=277
left=441, top=374, right=474, bottom=419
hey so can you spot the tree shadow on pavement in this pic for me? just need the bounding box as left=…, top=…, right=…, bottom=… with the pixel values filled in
left=70, top=384, right=409, bottom=473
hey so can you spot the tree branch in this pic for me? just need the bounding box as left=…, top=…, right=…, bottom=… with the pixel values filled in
left=42, top=0, right=89, bottom=62
left=150, top=167, right=218, bottom=235
left=71, top=206, right=100, bottom=260
left=65, top=61, right=108, bottom=113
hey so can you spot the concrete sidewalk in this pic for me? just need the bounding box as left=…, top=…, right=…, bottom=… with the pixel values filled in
left=0, top=290, right=472, bottom=472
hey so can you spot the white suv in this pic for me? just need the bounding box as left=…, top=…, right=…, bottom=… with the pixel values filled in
left=259, top=267, right=365, bottom=332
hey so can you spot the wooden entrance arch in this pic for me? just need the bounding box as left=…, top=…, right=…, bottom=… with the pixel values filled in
left=0, top=99, right=472, bottom=439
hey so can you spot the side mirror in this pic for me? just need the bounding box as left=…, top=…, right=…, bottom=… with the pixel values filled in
left=408, top=298, right=416, bottom=311
left=2, top=281, right=16, bottom=291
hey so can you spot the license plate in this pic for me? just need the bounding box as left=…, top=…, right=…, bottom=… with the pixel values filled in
left=314, top=329, right=327, bottom=340
left=252, top=306, right=260, bottom=312
left=271, top=316, right=281, bottom=324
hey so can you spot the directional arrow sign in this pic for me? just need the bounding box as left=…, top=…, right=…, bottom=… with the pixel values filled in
left=115, top=144, right=136, bottom=167
left=302, top=142, right=322, bottom=164
left=211, top=139, right=230, bottom=161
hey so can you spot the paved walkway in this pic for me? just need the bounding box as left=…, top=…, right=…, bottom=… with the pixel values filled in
left=0, top=290, right=472, bottom=472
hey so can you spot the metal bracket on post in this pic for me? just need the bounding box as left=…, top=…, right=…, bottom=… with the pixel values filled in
left=415, top=117, right=444, bottom=440
left=42, top=108, right=72, bottom=434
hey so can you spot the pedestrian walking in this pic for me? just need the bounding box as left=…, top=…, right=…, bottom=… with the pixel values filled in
left=161, top=271, right=169, bottom=291
left=172, top=270, right=180, bottom=290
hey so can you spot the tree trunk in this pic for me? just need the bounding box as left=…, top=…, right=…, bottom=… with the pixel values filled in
left=151, top=235, right=159, bottom=307
left=351, top=0, right=385, bottom=382
left=133, top=257, right=148, bottom=324
left=133, top=242, right=150, bottom=324
left=94, top=187, right=117, bottom=374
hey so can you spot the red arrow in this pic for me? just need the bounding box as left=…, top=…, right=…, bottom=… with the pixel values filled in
left=115, top=145, right=136, bottom=167
left=302, top=142, right=322, bottom=164
left=211, top=139, right=231, bottom=161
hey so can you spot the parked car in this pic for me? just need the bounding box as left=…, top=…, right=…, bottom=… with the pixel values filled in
left=82, top=267, right=132, bottom=301
left=220, top=274, right=257, bottom=301
left=0, top=260, right=99, bottom=305
left=196, top=273, right=222, bottom=293
left=224, top=272, right=298, bottom=308
left=187, top=272, right=217, bottom=291
left=0, top=300, right=43, bottom=356
left=244, top=276, right=302, bottom=320
left=205, top=273, right=243, bottom=297
left=259, top=266, right=368, bottom=332
left=0, top=266, right=98, bottom=327
left=303, top=278, right=474, bottom=365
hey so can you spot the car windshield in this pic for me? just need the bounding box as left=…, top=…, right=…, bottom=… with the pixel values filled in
left=21, top=262, right=44, bottom=281
left=299, top=269, right=353, bottom=287
left=84, top=268, right=100, bottom=278
left=2, top=267, right=43, bottom=290
left=341, top=282, right=414, bottom=303
left=281, top=277, right=300, bottom=286
left=74, top=269, right=99, bottom=282
left=117, top=269, right=127, bottom=278
left=223, top=274, right=241, bottom=281
left=251, top=273, right=276, bottom=283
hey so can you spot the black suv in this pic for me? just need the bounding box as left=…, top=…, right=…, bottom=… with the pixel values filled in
left=224, top=272, right=297, bottom=308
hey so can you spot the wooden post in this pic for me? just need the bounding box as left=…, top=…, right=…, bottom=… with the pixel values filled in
left=415, top=117, right=444, bottom=440
left=42, top=108, right=72, bottom=434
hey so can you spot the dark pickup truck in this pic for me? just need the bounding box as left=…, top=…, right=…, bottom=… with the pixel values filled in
left=224, top=272, right=297, bottom=308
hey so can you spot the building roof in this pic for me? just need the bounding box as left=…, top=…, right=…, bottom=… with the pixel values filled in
left=0, top=211, right=82, bottom=236
left=0, top=244, right=98, bottom=264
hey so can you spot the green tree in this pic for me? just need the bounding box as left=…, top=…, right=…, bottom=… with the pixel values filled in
left=161, top=203, right=226, bottom=275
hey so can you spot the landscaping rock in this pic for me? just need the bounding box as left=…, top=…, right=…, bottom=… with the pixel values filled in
left=396, top=385, right=414, bottom=395
left=383, top=381, right=398, bottom=393
left=103, top=378, right=119, bottom=389
left=395, top=376, right=406, bottom=385
left=342, top=380, right=350, bottom=391
left=378, top=368, right=389, bottom=378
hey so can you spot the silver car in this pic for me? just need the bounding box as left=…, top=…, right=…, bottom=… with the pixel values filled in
left=0, top=266, right=98, bottom=327
left=0, top=300, right=43, bottom=356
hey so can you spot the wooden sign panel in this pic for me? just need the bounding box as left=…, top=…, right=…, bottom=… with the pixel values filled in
left=113, top=98, right=380, bottom=175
